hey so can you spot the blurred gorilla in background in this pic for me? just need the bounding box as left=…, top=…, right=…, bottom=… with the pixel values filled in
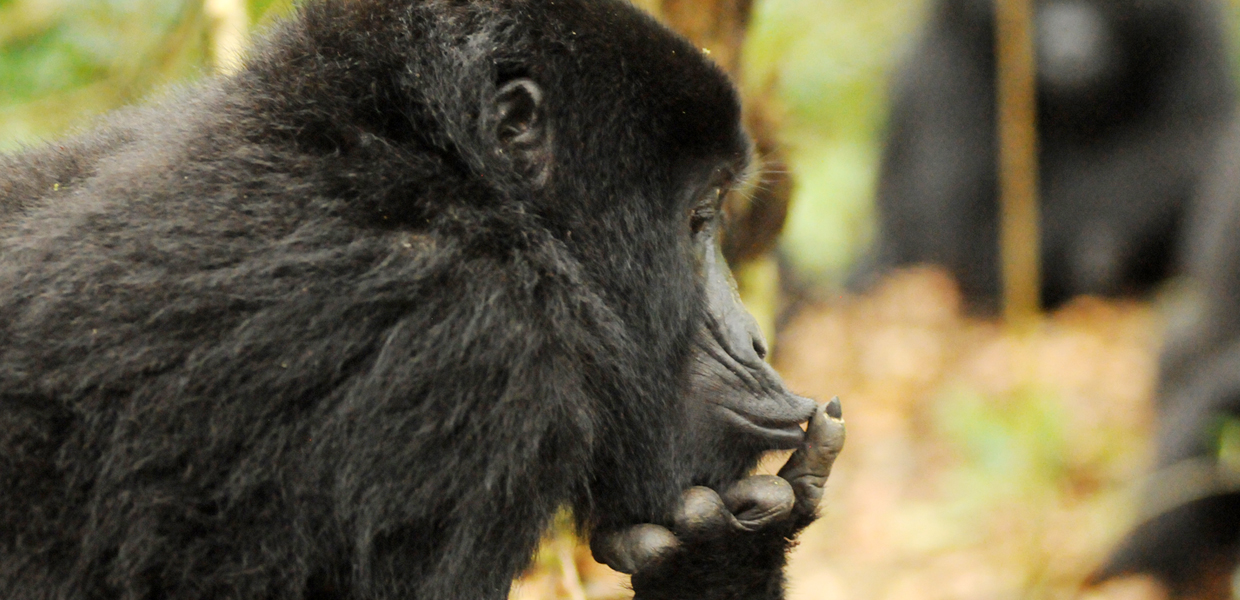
left=0, top=0, right=846, bottom=598
left=1093, top=118, right=1240, bottom=600
left=853, top=0, right=1235, bottom=312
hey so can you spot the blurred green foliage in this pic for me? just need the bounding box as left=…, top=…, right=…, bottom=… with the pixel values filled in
left=0, top=0, right=293, bottom=152
left=743, top=0, right=925, bottom=283
left=3, top=0, right=1240, bottom=283
left=0, top=0, right=203, bottom=148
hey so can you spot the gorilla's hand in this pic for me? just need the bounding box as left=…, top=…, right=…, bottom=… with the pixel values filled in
left=590, top=399, right=845, bottom=600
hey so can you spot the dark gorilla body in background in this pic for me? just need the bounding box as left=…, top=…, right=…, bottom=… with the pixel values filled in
left=0, top=0, right=845, bottom=598
left=1095, top=119, right=1240, bottom=598
left=854, top=0, right=1235, bottom=312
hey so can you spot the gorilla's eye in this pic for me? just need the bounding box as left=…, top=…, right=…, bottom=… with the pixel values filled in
left=690, top=207, right=715, bottom=234
left=690, top=186, right=725, bottom=235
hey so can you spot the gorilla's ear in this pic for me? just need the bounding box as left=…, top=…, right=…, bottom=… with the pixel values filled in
left=493, top=78, right=550, bottom=180
left=495, top=79, right=543, bottom=144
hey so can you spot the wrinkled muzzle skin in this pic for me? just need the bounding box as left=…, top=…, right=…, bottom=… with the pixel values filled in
left=591, top=244, right=846, bottom=599
left=693, top=245, right=818, bottom=449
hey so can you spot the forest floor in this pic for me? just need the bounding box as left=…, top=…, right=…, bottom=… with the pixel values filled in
left=513, top=267, right=1172, bottom=600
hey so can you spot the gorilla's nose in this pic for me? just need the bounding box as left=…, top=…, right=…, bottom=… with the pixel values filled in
left=722, top=301, right=769, bottom=368
left=750, top=333, right=768, bottom=361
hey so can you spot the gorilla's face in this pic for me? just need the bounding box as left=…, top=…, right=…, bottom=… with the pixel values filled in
left=674, top=158, right=817, bottom=489
left=686, top=166, right=816, bottom=444
left=478, top=6, right=816, bottom=523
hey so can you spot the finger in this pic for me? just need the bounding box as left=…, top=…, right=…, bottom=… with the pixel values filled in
left=778, top=397, right=846, bottom=515
left=589, top=524, right=680, bottom=575
left=720, top=475, right=796, bottom=531
left=673, top=486, right=736, bottom=539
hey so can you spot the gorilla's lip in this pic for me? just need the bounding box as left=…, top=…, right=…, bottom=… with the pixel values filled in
left=715, top=404, right=810, bottom=450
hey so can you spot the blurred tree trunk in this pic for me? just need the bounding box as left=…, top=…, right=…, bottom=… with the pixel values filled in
left=995, top=0, right=1040, bottom=327
left=633, top=0, right=793, bottom=345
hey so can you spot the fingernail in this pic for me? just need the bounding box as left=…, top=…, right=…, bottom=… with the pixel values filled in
left=826, top=396, right=842, bottom=419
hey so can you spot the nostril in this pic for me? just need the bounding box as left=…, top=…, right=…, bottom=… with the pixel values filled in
left=752, top=338, right=767, bottom=360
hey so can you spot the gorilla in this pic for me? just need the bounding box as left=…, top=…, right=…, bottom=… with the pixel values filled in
left=0, top=0, right=846, bottom=598
left=1093, top=118, right=1240, bottom=599
left=853, top=0, right=1235, bottom=312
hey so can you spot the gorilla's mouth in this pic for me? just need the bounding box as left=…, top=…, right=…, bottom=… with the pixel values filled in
left=713, top=397, right=815, bottom=449
left=689, top=326, right=818, bottom=450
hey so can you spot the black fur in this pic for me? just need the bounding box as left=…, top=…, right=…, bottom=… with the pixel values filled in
left=854, top=0, right=1235, bottom=312
left=0, top=1, right=813, bottom=597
